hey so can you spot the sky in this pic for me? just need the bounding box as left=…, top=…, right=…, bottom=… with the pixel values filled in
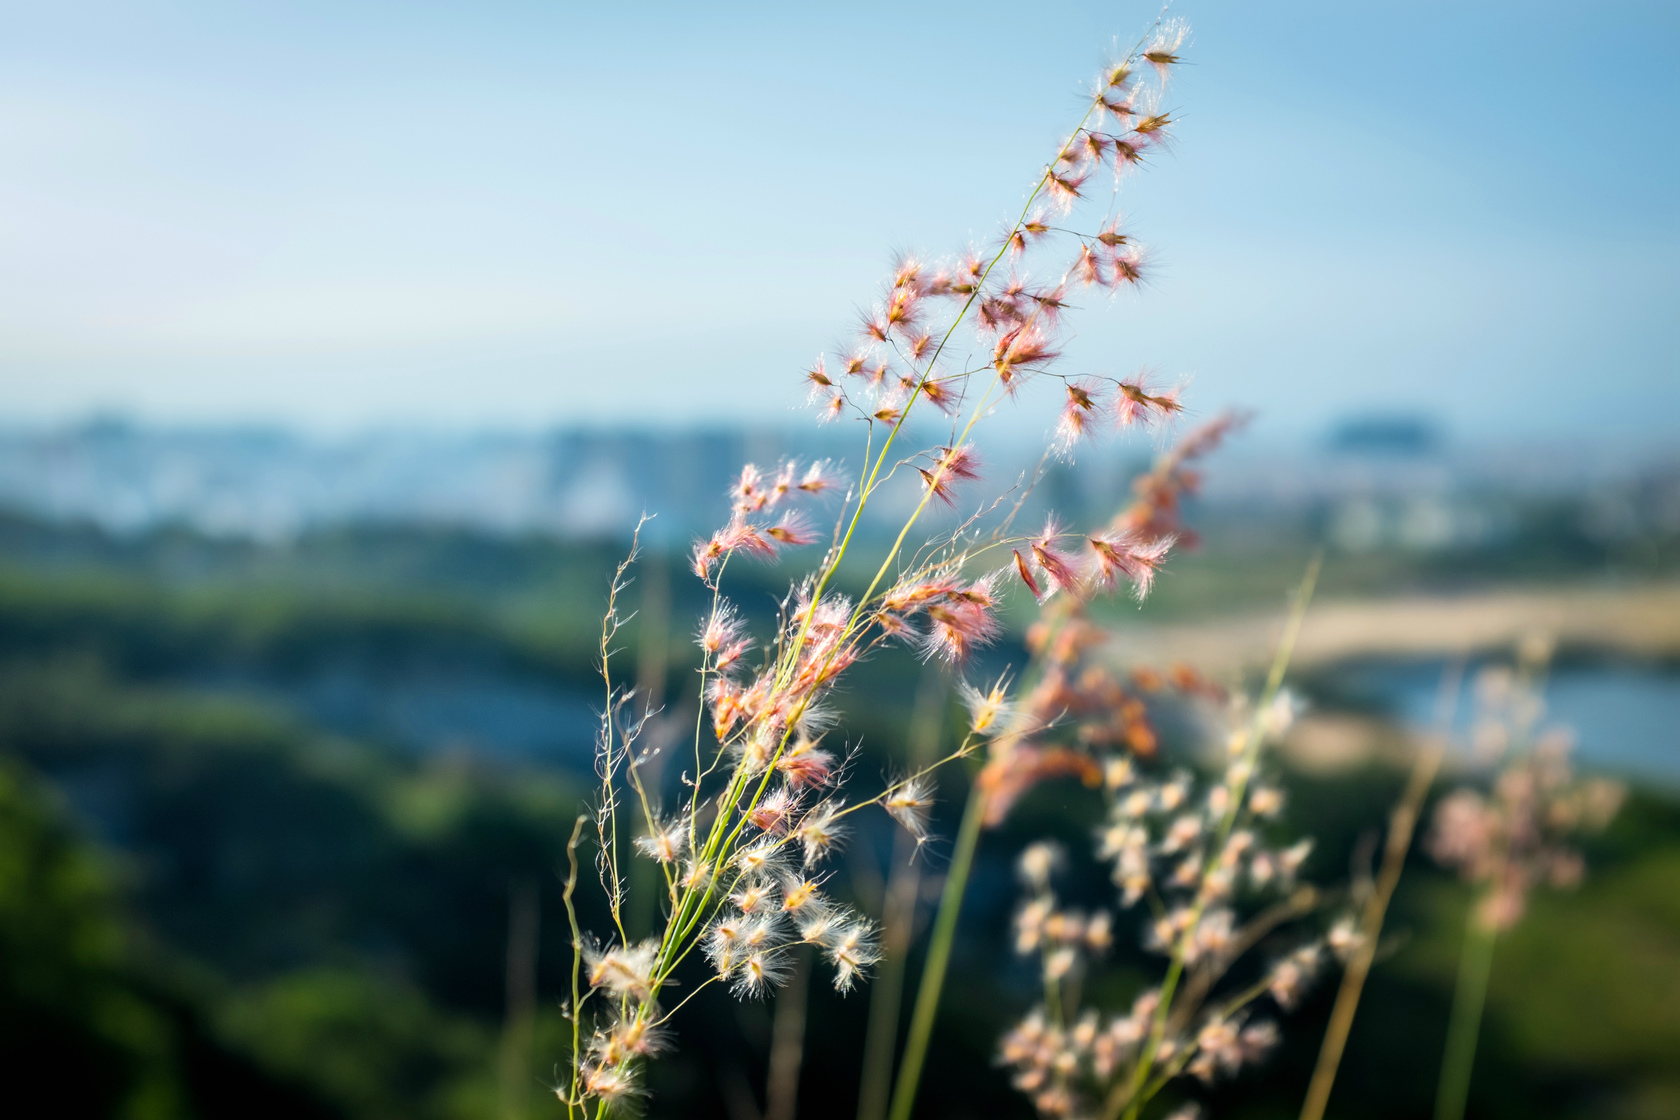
left=2, top=1, right=1676, bottom=445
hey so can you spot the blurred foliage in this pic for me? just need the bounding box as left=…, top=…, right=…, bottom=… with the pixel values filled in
left=0, top=512, right=1675, bottom=1118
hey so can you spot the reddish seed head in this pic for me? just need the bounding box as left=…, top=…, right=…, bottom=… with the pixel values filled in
left=1054, top=379, right=1104, bottom=457
left=748, top=788, right=797, bottom=835
left=938, top=443, right=980, bottom=481
left=767, top=512, right=817, bottom=548
left=708, top=678, right=746, bottom=738
left=1089, top=530, right=1174, bottom=599
left=917, top=466, right=956, bottom=507
left=1077, top=243, right=1104, bottom=287
left=720, top=520, right=777, bottom=561
left=777, top=737, right=836, bottom=789
left=1029, top=519, right=1084, bottom=598
left=1028, top=285, right=1069, bottom=325
left=692, top=535, right=724, bottom=579
left=975, top=298, right=1011, bottom=334
left=732, top=465, right=766, bottom=514
left=1013, top=548, right=1042, bottom=599
left=714, top=637, right=751, bottom=674
left=1109, top=247, right=1144, bottom=285
left=797, top=460, right=837, bottom=495
left=1143, top=21, right=1188, bottom=80
left=1115, top=375, right=1183, bottom=428
left=1065, top=379, right=1100, bottom=412
left=1095, top=218, right=1128, bottom=248
left=1056, top=401, right=1090, bottom=456
left=1134, top=113, right=1172, bottom=136
left=919, top=599, right=1000, bottom=663
left=918, top=375, right=958, bottom=415
left=875, top=611, right=913, bottom=642
left=919, top=445, right=978, bottom=502
left=700, top=604, right=748, bottom=656
left=1005, top=214, right=1051, bottom=259
left=880, top=575, right=958, bottom=613
left=993, top=324, right=1060, bottom=389
left=893, top=255, right=923, bottom=290
left=886, top=285, right=920, bottom=332
left=768, top=461, right=801, bottom=504
left=955, top=571, right=1001, bottom=609
left=1047, top=169, right=1087, bottom=209
left=1100, top=93, right=1136, bottom=122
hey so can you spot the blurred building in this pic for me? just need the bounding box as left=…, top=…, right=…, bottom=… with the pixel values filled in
left=1, top=417, right=1676, bottom=554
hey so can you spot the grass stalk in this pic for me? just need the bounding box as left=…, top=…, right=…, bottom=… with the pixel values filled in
left=1111, top=553, right=1321, bottom=1120
left=561, top=815, right=588, bottom=1119
left=885, top=780, right=989, bottom=1120
left=1435, top=904, right=1497, bottom=1120
left=858, top=671, right=947, bottom=1120
left=765, top=945, right=812, bottom=1120
left=1299, top=660, right=1463, bottom=1120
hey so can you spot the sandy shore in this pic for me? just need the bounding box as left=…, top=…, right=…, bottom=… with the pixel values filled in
left=1105, top=581, right=1680, bottom=677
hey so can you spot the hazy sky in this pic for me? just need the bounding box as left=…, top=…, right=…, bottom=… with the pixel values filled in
left=3, top=1, right=1676, bottom=444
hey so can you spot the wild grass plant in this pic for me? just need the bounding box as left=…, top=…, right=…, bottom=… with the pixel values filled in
left=556, top=17, right=1218, bottom=1115
left=557, top=15, right=1625, bottom=1120
left=1423, top=642, right=1624, bottom=1120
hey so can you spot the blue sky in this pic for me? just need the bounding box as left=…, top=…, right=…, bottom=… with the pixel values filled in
left=3, top=1, right=1676, bottom=444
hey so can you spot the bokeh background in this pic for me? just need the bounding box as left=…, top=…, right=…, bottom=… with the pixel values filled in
left=2, top=2, right=1676, bottom=1119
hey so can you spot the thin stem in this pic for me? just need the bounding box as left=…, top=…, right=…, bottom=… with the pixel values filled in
left=1435, top=906, right=1498, bottom=1120
left=765, top=945, right=812, bottom=1120
left=858, top=670, right=946, bottom=1120
left=647, top=36, right=1138, bottom=1009
left=1111, top=553, right=1321, bottom=1120
left=1300, top=660, right=1463, bottom=1120
left=885, top=782, right=989, bottom=1120
left=562, top=815, right=588, bottom=1119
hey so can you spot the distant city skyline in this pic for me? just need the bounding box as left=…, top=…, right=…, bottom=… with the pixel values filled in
left=5, top=416, right=1672, bottom=544
left=4, top=1, right=1676, bottom=441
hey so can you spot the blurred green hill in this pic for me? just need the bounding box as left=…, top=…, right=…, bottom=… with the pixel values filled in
left=0, top=512, right=1676, bottom=1119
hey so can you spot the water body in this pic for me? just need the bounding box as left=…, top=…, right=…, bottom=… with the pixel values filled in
left=195, top=663, right=603, bottom=767
left=1328, top=658, right=1680, bottom=787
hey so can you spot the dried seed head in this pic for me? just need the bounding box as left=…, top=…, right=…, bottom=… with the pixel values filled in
left=1017, top=840, right=1064, bottom=891
left=584, top=939, right=659, bottom=1003
left=884, top=775, right=935, bottom=839
left=634, top=816, right=689, bottom=864
left=959, top=676, right=1014, bottom=735
left=827, top=920, right=881, bottom=992
left=796, top=800, right=846, bottom=866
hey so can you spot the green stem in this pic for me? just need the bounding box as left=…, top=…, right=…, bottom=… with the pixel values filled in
left=562, top=815, right=587, bottom=1120
left=1435, top=904, right=1497, bottom=1120
left=1299, top=659, right=1462, bottom=1120
left=1111, top=553, right=1321, bottom=1120
left=857, top=670, right=947, bottom=1120
left=885, top=783, right=989, bottom=1120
